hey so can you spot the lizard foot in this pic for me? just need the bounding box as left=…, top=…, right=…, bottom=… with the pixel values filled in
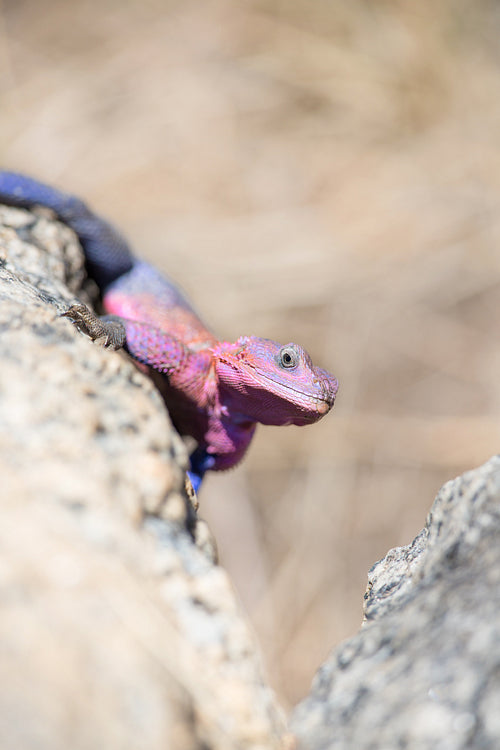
left=62, top=303, right=126, bottom=349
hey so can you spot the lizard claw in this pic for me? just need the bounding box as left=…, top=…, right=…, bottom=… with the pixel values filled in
left=62, top=303, right=126, bottom=350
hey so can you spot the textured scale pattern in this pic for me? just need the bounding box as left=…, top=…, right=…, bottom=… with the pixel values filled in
left=0, top=170, right=338, bottom=489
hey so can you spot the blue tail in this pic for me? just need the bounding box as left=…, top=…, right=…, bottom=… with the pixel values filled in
left=0, top=171, right=134, bottom=290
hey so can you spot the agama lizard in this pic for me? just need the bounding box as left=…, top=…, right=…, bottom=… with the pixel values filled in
left=0, top=171, right=338, bottom=491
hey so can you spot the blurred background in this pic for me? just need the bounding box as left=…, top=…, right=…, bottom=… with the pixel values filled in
left=2, top=0, right=500, bottom=708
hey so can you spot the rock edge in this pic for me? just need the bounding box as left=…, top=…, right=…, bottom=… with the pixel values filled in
left=0, top=204, right=285, bottom=750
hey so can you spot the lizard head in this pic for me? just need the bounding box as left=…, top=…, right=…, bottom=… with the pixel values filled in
left=214, top=336, right=338, bottom=426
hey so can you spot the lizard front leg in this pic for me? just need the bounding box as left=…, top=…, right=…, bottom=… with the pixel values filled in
left=62, top=304, right=126, bottom=349
left=64, top=303, right=215, bottom=490
left=187, top=448, right=216, bottom=493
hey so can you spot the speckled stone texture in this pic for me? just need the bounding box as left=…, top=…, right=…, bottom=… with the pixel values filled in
left=0, top=204, right=284, bottom=750
left=291, top=455, right=500, bottom=749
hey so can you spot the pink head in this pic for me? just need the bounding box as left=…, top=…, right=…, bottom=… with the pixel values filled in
left=214, top=336, right=338, bottom=426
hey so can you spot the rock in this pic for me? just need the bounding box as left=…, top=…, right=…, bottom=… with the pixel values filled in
left=8, top=199, right=498, bottom=750
left=0, top=204, right=285, bottom=749
left=290, top=455, right=500, bottom=749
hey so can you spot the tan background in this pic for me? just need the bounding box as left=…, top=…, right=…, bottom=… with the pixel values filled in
left=1, top=0, right=500, bottom=707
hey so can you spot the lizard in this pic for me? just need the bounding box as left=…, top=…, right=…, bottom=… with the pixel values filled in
left=0, top=171, right=338, bottom=491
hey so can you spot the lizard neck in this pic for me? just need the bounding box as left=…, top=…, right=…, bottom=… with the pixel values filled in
left=150, top=347, right=257, bottom=471
left=204, top=415, right=257, bottom=471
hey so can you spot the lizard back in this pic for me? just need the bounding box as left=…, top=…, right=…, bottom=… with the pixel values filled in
left=104, top=261, right=218, bottom=350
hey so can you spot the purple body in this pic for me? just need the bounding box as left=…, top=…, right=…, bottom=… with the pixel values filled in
left=0, top=171, right=338, bottom=478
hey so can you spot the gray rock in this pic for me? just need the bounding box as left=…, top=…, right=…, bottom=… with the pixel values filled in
left=0, top=205, right=285, bottom=749
left=291, top=455, right=500, bottom=749
left=8, top=200, right=498, bottom=750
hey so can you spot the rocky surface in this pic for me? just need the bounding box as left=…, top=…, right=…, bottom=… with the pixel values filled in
left=0, top=204, right=285, bottom=749
left=291, top=455, right=500, bottom=749
left=4, top=201, right=500, bottom=750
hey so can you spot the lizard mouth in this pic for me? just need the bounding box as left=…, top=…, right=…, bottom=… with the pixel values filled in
left=255, top=369, right=337, bottom=417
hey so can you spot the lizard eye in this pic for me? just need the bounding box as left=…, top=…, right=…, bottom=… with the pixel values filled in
left=279, top=346, right=299, bottom=369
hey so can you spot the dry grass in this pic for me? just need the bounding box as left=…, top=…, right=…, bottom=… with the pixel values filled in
left=1, top=0, right=500, bottom=707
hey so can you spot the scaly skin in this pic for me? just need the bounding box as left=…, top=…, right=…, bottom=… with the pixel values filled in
left=0, top=171, right=338, bottom=488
